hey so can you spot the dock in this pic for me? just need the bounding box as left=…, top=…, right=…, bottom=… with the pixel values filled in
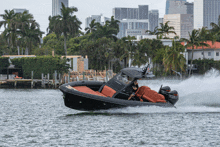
left=0, top=70, right=115, bottom=89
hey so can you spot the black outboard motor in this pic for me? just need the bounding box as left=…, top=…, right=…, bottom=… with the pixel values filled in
left=159, top=86, right=179, bottom=105
left=159, top=86, right=171, bottom=95
left=167, top=90, right=179, bottom=105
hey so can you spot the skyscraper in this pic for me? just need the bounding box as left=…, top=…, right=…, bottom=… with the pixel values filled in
left=138, top=5, right=149, bottom=19
left=85, top=15, right=102, bottom=29
left=112, top=5, right=148, bottom=20
left=149, top=10, right=159, bottom=32
left=52, top=0, right=68, bottom=16
left=112, top=8, right=139, bottom=20
left=194, top=0, right=220, bottom=29
left=185, top=2, right=194, bottom=14
left=165, top=0, right=187, bottom=14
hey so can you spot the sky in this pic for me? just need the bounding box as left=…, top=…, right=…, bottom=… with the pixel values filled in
left=0, top=0, right=194, bottom=36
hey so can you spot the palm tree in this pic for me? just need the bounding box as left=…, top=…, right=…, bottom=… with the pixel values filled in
left=132, top=39, right=149, bottom=67
left=181, top=29, right=209, bottom=76
left=146, top=27, right=158, bottom=35
left=21, top=20, right=44, bottom=55
left=85, top=19, right=100, bottom=34
left=210, top=15, right=220, bottom=41
left=15, top=11, right=36, bottom=55
left=198, top=27, right=211, bottom=59
left=119, top=36, right=137, bottom=68
left=106, top=16, right=120, bottom=33
left=157, top=21, right=176, bottom=38
left=47, top=3, right=82, bottom=56
left=163, top=40, right=186, bottom=73
left=92, top=23, right=118, bottom=41
left=0, top=10, right=18, bottom=50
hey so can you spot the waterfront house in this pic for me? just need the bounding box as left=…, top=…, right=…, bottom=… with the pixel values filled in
left=186, top=41, right=220, bottom=61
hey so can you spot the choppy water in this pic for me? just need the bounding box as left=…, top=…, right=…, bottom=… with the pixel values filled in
left=1, top=69, right=220, bottom=147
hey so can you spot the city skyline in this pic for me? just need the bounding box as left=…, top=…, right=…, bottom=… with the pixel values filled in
left=0, top=0, right=194, bottom=35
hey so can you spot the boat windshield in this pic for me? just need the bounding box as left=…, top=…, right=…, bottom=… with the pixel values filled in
left=116, top=73, right=133, bottom=85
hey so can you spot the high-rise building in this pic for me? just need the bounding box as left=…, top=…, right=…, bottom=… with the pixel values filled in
left=117, top=19, right=149, bottom=38
left=185, top=2, right=194, bottom=14
left=138, top=5, right=149, bottom=19
left=166, top=0, right=187, bottom=14
left=85, top=15, right=111, bottom=29
left=158, top=18, right=164, bottom=28
left=194, top=0, right=220, bottom=29
left=85, top=15, right=102, bottom=29
left=13, top=9, right=29, bottom=14
left=113, top=5, right=148, bottom=20
left=52, top=0, right=68, bottom=16
left=164, top=14, right=193, bottom=39
left=149, top=10, right=159, bottom=32
left=112, top=8, right=139, bottom=20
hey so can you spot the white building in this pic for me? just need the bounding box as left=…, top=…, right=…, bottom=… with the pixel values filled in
left=85, top=15, right=102, bottom=29
left=194, top=0, right=220, bottom=29
left=52, top=0, right=68, bottom=16
left=187, top=41, right=220, bottom=61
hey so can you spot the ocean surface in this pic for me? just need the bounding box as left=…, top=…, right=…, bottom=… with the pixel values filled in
left=1, top=69, right=220, bottom=147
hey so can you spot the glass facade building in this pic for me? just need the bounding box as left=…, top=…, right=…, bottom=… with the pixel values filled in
left=194, top=0, right=220, bottom=29
left=52, top=0, right=68, bottom=16
left=165, top=0, right=187, bottom=14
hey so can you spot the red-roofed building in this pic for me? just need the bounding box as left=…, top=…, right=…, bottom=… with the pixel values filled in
left=184, top=41, right=220, bottom=61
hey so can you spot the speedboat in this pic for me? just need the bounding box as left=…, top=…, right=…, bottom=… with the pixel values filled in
left=60, top=66, right=179, bottom=111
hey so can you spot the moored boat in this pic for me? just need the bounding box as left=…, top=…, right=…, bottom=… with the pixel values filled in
left=60, top=66, right=179, bottom=111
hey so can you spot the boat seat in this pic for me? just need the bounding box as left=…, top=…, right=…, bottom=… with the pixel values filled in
left=135, top=86, right=166, bottom=103
left=100, top=85, right=116, bottom=97
left=142, top=89, right=166, bottom=103
left=73, top=86, right=106, bottom=97
left=95, top=91, right=106, bottom=97
left=135, top=86, right=150, bottom=98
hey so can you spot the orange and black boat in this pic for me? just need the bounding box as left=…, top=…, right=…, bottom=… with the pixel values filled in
left=60, top=66, right=179, bottom=111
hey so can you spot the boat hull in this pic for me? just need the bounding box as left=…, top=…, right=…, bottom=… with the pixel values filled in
left=60, top=81, right=175, bottom=111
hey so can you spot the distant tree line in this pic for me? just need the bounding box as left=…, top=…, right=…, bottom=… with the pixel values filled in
left=1, top=3, right=220, bottom=76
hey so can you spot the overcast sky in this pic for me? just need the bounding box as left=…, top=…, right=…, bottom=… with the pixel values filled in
left=0, top=0, right=194, bottom=36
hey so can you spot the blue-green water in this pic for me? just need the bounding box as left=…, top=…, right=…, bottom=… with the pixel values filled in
left=1, top=69, right=220, bottom=147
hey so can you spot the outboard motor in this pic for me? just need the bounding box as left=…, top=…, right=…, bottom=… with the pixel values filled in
left=159, top=86, right=179, bottom=105
left=167, top=90, right=179, bottom=105
left=159, top=86, right=171, bottom=95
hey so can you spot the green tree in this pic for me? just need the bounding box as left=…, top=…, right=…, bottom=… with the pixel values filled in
left=132, top=39, right=149, bottom=67
left=118, top=36, right=137, bottom=68
left=47, top=3, right=82, bottom=56
left=0, top=34, right=8, bottom=55
left=85, top=19, right=100, bottom=34
left=181, top=29, right=209, bottom=76
left=0, top=10, right=43, bottom=55
left=210, top=15, right=220, bottom=42
left=38, top=33, right=64, bottom=56
left=91, top=22, right=118, bottom=41
left=157, top=21, right=176, bottom=38
left=0, top=10, right=17, bottom=52
left=163, top=40, right=186, bottom=73
left=198, top=27, right=211, bottom=59
left=80, top=37, right=114, bottom=70
left=20, top=20, right=44, bottom=55
left=106, top=16, right=120, bottom=33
